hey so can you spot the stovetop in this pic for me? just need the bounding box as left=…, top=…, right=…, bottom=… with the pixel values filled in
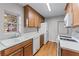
left=59, top=35, right=78, bottom=42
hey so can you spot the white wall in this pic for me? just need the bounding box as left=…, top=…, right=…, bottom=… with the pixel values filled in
left=0, top=3, right=24, bottom=40
left=0, top=3, right=24, bottom=33
left=0, top=3, right=37, bottom=40
left=46, top=15, right=68, bottom=42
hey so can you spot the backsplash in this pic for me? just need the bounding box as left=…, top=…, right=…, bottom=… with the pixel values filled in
left=72, top=27, right=79, bottom=37
left=67, top=28, right=72, bottom=36
left=24, top=27, right=37, bottom=33
left=0, top=32, right=19, bottom=40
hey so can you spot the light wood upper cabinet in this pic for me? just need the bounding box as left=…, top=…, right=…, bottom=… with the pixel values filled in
left=28, top=7, right=35, bottom=27
left=24, top=5, right=44, bottom=28
left=35, top=13, right=41, bottom=27
left=65, top=3, right=79, bottom=27
left=72, top=4, right=79, bottom=26
left=65, top=4, right=72, bottom=13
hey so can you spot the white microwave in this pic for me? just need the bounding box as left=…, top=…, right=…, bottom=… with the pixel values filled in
left=64, top=13, right=72, bottom=27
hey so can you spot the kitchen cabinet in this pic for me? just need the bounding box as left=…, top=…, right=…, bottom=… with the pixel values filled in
left=61, top=48, right=79, bottom=56
left=65, top=3, right=79, bottom=27
left=24, top=44, right=33, bottom=56
left=0, top=39, right=33, bottom=56
left=72, top=4, right=79, bottom=26
left=0, top=51, right=1, bottom=56
left=24, top=5, right=44, bottom=28
left=9, top=48, right=23, bottom=56
left=40, top=34, right=44, bottom=48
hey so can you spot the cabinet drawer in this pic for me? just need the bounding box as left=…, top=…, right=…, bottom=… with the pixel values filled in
left=9, top=48, right=23, bottom=56
left=3, top=39, right=32, bottom=56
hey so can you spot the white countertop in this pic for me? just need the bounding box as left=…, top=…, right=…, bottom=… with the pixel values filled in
left=0, top=32, right=44, bottom=51
left=60, top=40, right=79, bottom=52
left=58, top=35, right=79, bottom=52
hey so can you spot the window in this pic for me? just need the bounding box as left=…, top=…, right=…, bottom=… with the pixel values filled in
left=4, top=12, right=18, bottom=32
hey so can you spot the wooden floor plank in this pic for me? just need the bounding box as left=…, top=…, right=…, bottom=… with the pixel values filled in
left=35, top=41, right=57, bottom=56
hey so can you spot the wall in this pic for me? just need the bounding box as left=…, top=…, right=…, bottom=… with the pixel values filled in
left=0, top=3, right=24, bottom=33
left=46, top=15, right=68, bottom=42
left=0, top=3, right=37, bottom=40
left=72, top=27, right=79, bottom=38
left=24, top=27, right=37, bottom=33
left=0, top=3, right=25, bottom=40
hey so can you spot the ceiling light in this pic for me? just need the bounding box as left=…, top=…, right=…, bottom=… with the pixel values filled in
left=46, top=3, right=51, bottom=12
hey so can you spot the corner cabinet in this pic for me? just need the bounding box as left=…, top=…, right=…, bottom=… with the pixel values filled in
left=65, top=3, right=79, bottom=27
left=24, top=5, right=45, bottom=28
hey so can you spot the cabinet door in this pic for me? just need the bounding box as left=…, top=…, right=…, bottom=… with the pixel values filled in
left=40, top=16, right=45, bottom=23
left=24, top=5, right=44, bottom=28
left=66, top=4, right=72, bottom=13
left=61, top=48, right=79, bottom=56
left=9, top=48, right=23, bottom=56
left=24, top=44, right=33, bottom=56
left=35, top=13, right=41, bottom=27
left=40, top=34, right=44, bottom=48
left=0, top=51, right=1, bottom=56
left=72, top=3, right=79, bottom=26
left=28, top=7, right=35, bottom=27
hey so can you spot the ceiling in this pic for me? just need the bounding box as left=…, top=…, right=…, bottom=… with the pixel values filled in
left=18, top=3, right=66, bottom=18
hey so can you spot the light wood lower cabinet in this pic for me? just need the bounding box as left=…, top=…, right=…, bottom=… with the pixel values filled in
left=61, top=48, right=79, bottom=56
left=0, top=39, right=33, bottom=56
left=0, top=51, right=1, bottom=56
left=40, top=34, right=44, bottom=48
left=24, top=44, right=33, bottom=56
left=9, top=48, right=23, bottom=56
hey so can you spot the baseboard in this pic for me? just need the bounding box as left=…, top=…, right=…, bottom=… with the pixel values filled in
left=49, top=40, right=57, bottom=42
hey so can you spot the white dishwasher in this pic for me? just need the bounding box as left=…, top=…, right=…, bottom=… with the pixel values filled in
left=33, top=35, right=40, bottom=55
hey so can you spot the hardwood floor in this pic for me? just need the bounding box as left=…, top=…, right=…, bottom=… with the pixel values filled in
left=35, top=41, right=57, bottom=56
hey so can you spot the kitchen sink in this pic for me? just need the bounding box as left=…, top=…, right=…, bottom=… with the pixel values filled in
left=0, top=38, right=21, bottom=47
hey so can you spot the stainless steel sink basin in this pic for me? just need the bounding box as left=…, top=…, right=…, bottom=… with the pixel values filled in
left=0, top=38, right=21, bottom=47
